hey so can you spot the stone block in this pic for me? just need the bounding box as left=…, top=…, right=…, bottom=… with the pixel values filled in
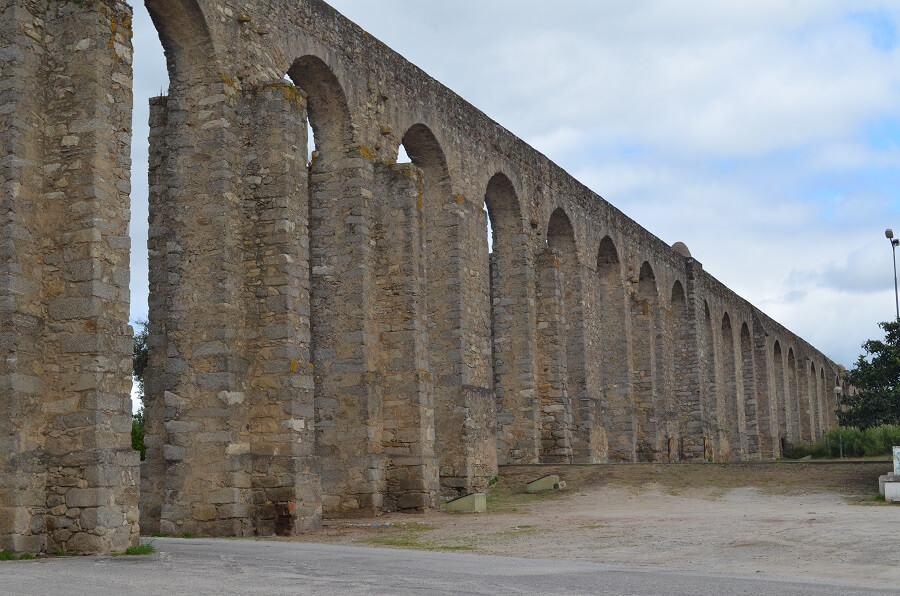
left=208, top=488, right=240, bottom=505
left=66, top=488, right=109, bottom=508
left=192, top=503, right=217, bottom=522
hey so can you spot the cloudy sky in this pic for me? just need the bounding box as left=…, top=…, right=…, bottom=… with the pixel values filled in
left=129, top=1, right=900, bottom=370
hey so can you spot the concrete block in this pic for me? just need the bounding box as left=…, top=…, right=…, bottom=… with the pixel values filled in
left=526, top=475, right=561, bottom=493
left=886, top=481, right=900, bottom=504
left=444, top=493, right=486, bottom=513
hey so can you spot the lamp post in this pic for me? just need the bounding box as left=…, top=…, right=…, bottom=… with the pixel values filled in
left=887, top=229, right=900, bottom=320
left=834, top=386, right=843, bottom=459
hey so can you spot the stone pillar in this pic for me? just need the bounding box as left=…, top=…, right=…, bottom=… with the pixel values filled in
left=242, top=85, right=320, bottom=534
left=0, top=0, right=50, bottom=554
left=798, top=361, right=812, bottom=442
left=677, top=262, right=705, bottom=461
left=434, top=195, right=497, bottom=496
left=491, top=236, right=540, bottom=465
left=575, top=264, right=606, bottom=462
left=567, top=263, right=600, bottom=463
left=1, top=0, right=138, bottom=554
left=146, top=70, right=248, bottom=536
left=140, top=96, right=168, bottom=535
left=373, top=163, right=439, bottom=512
left=311, top=144, right=381, bottom=517
left=740, top=328, right=761, bottom=459
left=752, top=320, right=776, bottom=459
left=535, top=248, right=572, bottom=463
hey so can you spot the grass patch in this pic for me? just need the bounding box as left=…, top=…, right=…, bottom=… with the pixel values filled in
left=125, top=542, right=155, bottom=556
left=148, top=532, right=167, bottom=538
left=485, top=479, right=572, bottom=514
left=180, top=532, right=196, bottom=539
left=0, top=550, right=36, bottom=561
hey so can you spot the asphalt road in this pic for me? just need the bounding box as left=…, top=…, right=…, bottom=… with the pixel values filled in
left=0, top=538, right=891, bottom=595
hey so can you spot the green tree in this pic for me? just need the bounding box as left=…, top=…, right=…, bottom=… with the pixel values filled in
left=132, top=320, right=149, bottom=400
left=132, top=320, right=148, bottom=461
left=839, top=320, right=900, bottom=430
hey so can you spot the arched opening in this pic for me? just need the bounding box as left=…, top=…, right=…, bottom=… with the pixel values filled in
left=597, top=237, right=632, bottom=461
left=787, top=348, right=799, bottom=443
left=720, top=314, right=740, bottom=459
left=632, top=262, right=660, bottom=461
left=671, top=281, right=696, bottom=460
left=740, top=323, right=757, bottom=457
left=773, top=341, right=786, bottom=456
left=485, top=174, right=536, bottom=465
left=702, top=302, right=718, bottom=459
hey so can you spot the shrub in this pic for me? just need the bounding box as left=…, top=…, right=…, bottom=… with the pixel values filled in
left=783, top=425, right=900, bottom=459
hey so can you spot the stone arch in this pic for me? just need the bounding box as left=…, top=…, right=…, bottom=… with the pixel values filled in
left=287, top=56, right=352, bottom=164
left=773, top=341, right=787, bottom=455
left=632, top=262, right=660, bottom=461
left=597, top=237, right=633, bottom=461
left=670, top=281, right=697, bottom=459
left=485, top=174, right=537, bottom=465
left=702, top=301, right=718, bottom=459
left=740, top=323, right=758, bottom=457
left=720, top=313, right=740, bottom=459
left=146, top=0, right=218, bottom=87
left=787, top=348, right=799, bottom=443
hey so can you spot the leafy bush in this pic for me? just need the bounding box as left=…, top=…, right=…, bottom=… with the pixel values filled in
left=782, top=425, right=900, bottom=459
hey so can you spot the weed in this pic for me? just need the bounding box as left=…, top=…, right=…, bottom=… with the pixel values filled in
left=148, top=532, right=167, bottom=538
left=124, top=543, right=155, bottom=556
left=0, top=550, right=36, bottom=561
left=180, top=532, right=196, bottom=539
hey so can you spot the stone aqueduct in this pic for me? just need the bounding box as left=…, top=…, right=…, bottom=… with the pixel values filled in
left=1, top=0, right=845, bottom=554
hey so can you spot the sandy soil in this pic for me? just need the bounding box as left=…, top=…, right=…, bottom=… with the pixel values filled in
left=288, top=463, right=900, bottom=590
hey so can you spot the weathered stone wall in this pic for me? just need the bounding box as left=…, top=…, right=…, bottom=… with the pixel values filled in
left=1, top=0, right=846, bottom=551
left=0, top=0, right=138, bottom=554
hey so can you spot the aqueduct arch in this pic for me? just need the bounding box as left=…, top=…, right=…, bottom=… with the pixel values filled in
left=1, top=0, right=844, bottom=554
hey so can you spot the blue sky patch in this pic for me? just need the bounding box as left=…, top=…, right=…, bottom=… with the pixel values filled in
left=848, top=9, right=898, bottom=51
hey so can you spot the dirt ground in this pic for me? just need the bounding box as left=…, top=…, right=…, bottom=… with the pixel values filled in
left=287, top=462, right=900, bottom=590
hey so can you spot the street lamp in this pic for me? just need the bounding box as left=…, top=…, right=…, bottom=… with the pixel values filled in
left=834, top=385, right=843, bottom=459
left=887, top=229, right=900, bottom=320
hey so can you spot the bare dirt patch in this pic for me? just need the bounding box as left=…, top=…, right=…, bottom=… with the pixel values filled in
left=287, top=462, right=900, bottom=589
